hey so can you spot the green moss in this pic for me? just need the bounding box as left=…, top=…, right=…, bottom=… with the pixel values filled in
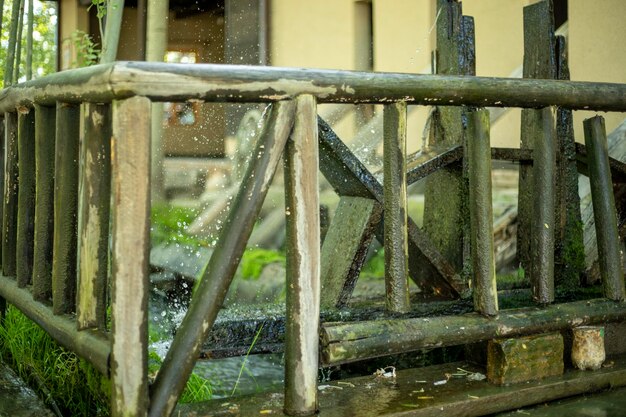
left=151, top=203, right=209, bottom=248
left=240, top=249, right=285, bottom=281
left=360, top=248, right=385, bottom=280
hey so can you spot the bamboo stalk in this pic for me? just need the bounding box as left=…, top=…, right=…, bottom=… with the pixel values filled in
left=5, top=63, right=626, bottom=112
left=148, top=101, right=296, bottom=417
left=583, top=116, right=625, bottom=301
left=284, top=95, right=320, bottom=416
left=32, top=104, right=55, bottom=301
left=321, top=298, right=626, bottom=366
left=99, top=0, right=126, bottom=64
left=531, top=107, right=556, bottom=305
left=25, top=0, right=33, bottom=80
left=13, top=0, right=25, bottom=84
left=383, top=101, right=410, bottom=313
left=110, top=96, right=151, bottom=417
left=467, top=109, right=497, bottom=316
left=16, top=107, right=35, bottom=288
left=3, top=0, right=21, bottom=86
left=76, top=104, right=110, bottom=325
left=2, top=112, right=18, bottom=277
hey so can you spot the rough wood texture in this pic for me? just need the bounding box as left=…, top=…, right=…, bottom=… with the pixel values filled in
left=554, top=35, right=585, bottom=290
left=320, top=196, right=381, bottom=309
left=149, top=101, right=296, bottom=417
left=76, top=104, right=110, bottom=324
left=583, top=116, right=625, bottom=301
left=487, top=333, right=564, bottom=385
left=405, top=145, right=462, bottom=185
left=2, top=112, right=18, bottom=277
left=383, top=101, right=410, bottom=313
left=467, top=109, right=497, bottom=316
left=32, top=104, right=55, bottom=301
left=422, top=0, right=474, bottom=287
left=52, top=104, right=79, bottom=314
left=16, top=108, right=35, bottom=288
left=321, top=298, right=626, bottom=366
left=4, top=62, right=626, bottom=112
left=110, top=96, right=151, bottom=417
left=284, top=95, right=320, bottom=416
left=531, top=107, right=556, bottom=304
left=0, top=116, right=4, bottom=265
left=518, top=0, right=556, bottom=277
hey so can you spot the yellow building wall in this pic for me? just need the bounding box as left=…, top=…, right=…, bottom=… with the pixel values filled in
left=569, top=0, right=626, bottom=140
left=59, top=0, right=89, bottom=70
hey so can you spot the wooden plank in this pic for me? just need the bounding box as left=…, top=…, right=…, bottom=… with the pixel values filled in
left=583, top=116, right=625, bottom=301
left=405, top=145, right=463, bottom=185
left=52, top=104, right=80, bottom=315
left=75, top=104, right=110, bottom=323
left=467, top=109, right=497, bottom=316
left=576, top=142, right=626, bottom=183
left=148, top=101, right=296, bottom=417
left=2, top=112, right=18, bottom=277
left=383, top=102, right=410, bottom=313
left=32, top=104, right=55, bottom=302
left=320, top=196, right=381, bottom=309
left=110, top=96, right=151, bottom=417
left=531, top=107, right=556, bottom=304
left=320, top=298, right=626, bottom=366
left=0, top=116, right=4, bottom=265
left=553, top=36, right=585, bottom=290
left=518, top=0, right=556, bottom=277
left=422, top=1, right=475, bottom=287
left=16, top=107, right=36, bottom=288
left=284, top=94, right=320, bottom=415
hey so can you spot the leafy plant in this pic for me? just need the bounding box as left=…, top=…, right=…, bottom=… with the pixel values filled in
left=148, top=350, right=212, bottom=403
left=151, top=203, right=209, bottom=247
left=68, top=30, right=100, bottom=68
left=240, top=249, right=285, bottom=280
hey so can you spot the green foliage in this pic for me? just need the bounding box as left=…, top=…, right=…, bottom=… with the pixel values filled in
left=0, top=0, right=57, bottom=83
left=69, top=30, right=100, bottom=67
left=151, top=203, right=209, bottom=247
left=0, top=306, right=109, bottom=416
left=240, top=249, right=285, bottom=280
left=360, top=248, right=385, bottom=279
left=148, top=351, right=212, bottom=403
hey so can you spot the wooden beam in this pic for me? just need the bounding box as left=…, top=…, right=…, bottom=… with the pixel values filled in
left=2, top=112, right=18, bottom=277
left=16, top=107, right=35, bottom=288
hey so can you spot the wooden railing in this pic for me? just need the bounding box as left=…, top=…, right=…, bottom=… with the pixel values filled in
left=0, top=61, right=625, bottom=417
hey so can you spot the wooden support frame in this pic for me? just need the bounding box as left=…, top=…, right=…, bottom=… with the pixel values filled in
left=2, top=112, right=18, bottom=277
left=110, top=96, right=151, bottom=417
left=284, top=95, right=320, bottom=416
left=16, top=107, right=35, bottom=288
left=383, top=101, right=410, bottom=313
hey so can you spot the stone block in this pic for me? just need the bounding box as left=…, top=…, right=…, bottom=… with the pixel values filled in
left=487, top=332, right=564, bottom=385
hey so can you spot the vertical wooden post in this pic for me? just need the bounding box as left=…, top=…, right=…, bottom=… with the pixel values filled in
left=110, top=96, right=151, bottom=417
left=0, top=115, right=4, bottom=265
left=554, top=35, right=585, bottom=288
left=422, top=0, right=474, bottom=286
left=2, top=112, right=17, bottom=277
left=518, top=0, right=556, bottom=277
left=32, top=104, right=56, bottom=301
left=467, top=109, right=498, bottom=316
left=284, top=95, right=320, bottom=416
left=383, top=101, right=410, bottom=313
left=76, top=104, right=110, bottom=325
left=583, top=116, right=625, bottom=301
left=531, top=108, right=556, bottom=304
left=52, top=104, right=80, bottom=314
left=148, top=101, right=296, bottom=417
left=16, top=107, right=36, bottom=288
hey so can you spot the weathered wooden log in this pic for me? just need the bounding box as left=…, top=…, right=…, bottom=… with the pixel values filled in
left=53, top=104, right=80, bottom=316
left=16, top=107, right=35, bottom=288
left=32, top=104, right=55, bottom=301
left=320, top=298, right=626, bottom=366
left=383, top=101, right=410, bottom=313
left=5, top=62, right=626, bottom=112
left=405, top=145, right=462, bottom=185
left=283, top=94, right=320, bottom=416
left=531, top=107, right=556, bottom=304
left=467, top=109, right=497, bottom=316
left=518, top=0, right=557, bottom=279
left=149, top=101, right=296, bottom=417
left=2, top=112, right=18, bottom=277
left=110, top=96, right=151, bottom=417
left=320, top=196, right=381, bottom=308
left=76, top=104, right=110, bottom=323
left=583, top=116, right=625, bottom=301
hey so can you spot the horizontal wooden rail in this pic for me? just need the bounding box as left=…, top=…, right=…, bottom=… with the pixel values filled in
left=321, top=298, right=626, bottom=366
left=0, top=275, right=110, bottom=374
left=2, top=62, right=626, bottom=111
